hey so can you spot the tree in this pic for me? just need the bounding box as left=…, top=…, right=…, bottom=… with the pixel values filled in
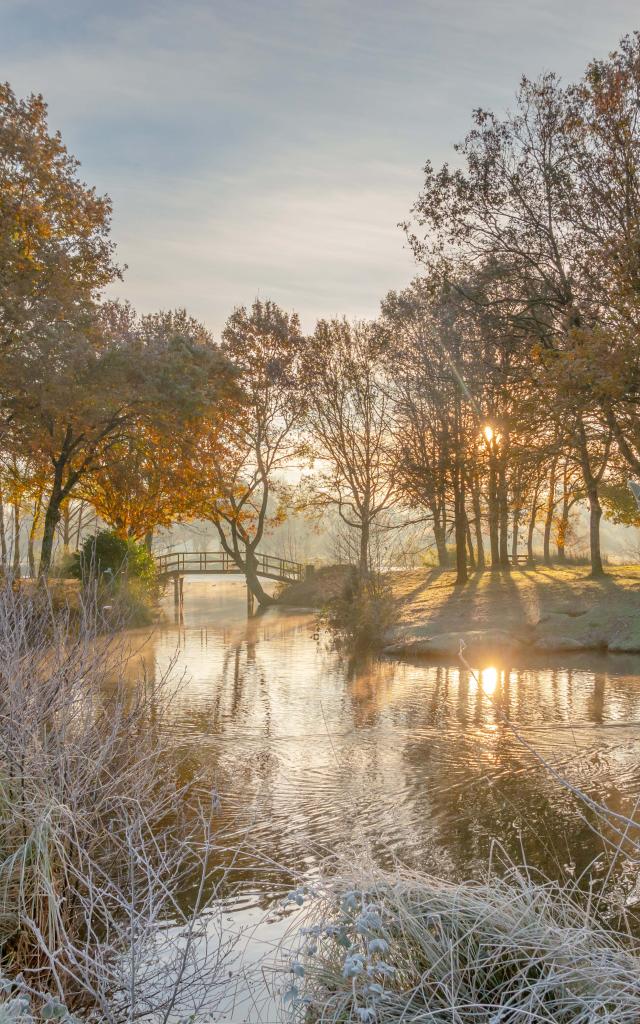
left=0, top=451, right=50, bottom=576
left=194, top=300, right=305, bottom=606
left=302, top=319, right=397, bottom=576
left=0, top=83, right=118, bottom=352
left=383, top=271, right=536, bottom=581
left=600, top=477, right=640, bottom=528
left=79, top=308, right=238, bottom=549
left=406, top=72, right=616, bottom=575
left=560, top=37, right=640, bottom=485
left=81, top=430, right=192, bottom=544
left=3, top=303, right=234, bottom=575
left=381, top=280, right=452, bottom=568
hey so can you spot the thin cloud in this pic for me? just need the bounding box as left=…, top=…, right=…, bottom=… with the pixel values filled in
left=2, top=0, right=639, bottom=332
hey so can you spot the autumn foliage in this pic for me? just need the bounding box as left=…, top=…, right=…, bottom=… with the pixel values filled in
left=4, top=35, right=640, bottom=588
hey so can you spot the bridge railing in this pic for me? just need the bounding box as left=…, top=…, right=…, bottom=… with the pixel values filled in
left=154, top=549, right=304, bottom=582
left=255, top=552, right=304, bottom=580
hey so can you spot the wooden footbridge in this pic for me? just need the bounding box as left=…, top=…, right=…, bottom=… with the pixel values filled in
left=154, top=549, right=309, bottom=611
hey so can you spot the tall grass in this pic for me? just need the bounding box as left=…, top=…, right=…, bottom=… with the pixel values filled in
left=0, top=580, right=233, bottom=1022
left=280, top=861, right=640, bottom=1023
left=4, top=575, right=639, bottom=1023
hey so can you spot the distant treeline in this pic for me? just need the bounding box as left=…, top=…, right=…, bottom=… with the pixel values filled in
left=3, top=33, right=640, bottom=600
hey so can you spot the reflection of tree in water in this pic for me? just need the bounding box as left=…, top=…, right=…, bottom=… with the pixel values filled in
left=397, top=664, right=640, bottom=883
left=113, top=614, right=640, bottom=908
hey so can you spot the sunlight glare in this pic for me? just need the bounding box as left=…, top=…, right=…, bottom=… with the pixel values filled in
left=480, top=666, right=498, bottom=696
left=483, top=425, right=494, bottom=444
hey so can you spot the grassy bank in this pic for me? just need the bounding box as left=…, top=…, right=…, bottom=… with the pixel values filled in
left=280, top=564, right=640, bottom=657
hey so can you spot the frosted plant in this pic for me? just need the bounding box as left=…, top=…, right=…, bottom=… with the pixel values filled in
left=0, top=581, right=238, bottom=1022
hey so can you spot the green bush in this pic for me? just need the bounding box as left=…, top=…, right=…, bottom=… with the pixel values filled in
left=69, top=530, right=156, bottom=589
left=67, top=531, right=157, bottom=626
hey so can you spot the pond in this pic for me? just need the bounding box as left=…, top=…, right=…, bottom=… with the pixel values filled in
left=125, top=578, right=640, bottom=1020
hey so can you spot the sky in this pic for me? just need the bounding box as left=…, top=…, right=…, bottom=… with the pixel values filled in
left=2, top=0, right=640, bottom=335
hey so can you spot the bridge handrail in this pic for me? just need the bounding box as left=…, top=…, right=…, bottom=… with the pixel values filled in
left=154, top=549, right=305, bottom=581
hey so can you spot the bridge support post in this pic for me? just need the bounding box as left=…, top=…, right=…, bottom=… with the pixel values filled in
left=173, top=575, right=184, bottom=609
left=246, top=584, right=255, bottom=616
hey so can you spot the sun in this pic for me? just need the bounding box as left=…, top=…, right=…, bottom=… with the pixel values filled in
left=483, top=425, right=494, bottom=444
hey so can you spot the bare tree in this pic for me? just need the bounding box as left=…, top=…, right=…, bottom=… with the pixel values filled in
left=197, top=300, right=306, bottom=606
left=302, top=320, right=397, bottom=576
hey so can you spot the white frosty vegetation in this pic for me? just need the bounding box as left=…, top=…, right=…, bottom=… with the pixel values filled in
left=279, top=863, right=640, bottom=1023
left=0, top=582, right=235, bottom=1023
left=275, top=653, right=640, bottom=1022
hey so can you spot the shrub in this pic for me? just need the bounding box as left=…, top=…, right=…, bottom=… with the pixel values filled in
left=323, top=571, right=398, bottom=652
left=67, top=531, right=157, bottom=626
left=69, top=531, right=156, bottom=590
left=0, top=581, right=233, bottom=1021
left=280, top=863, right=640, bottom=1022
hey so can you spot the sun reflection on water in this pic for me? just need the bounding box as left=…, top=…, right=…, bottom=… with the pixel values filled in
left=468, top=664, right=499, bottom=696
left=116, top=581, right=640, bottom=926
left=480, top=666, right=498, bottom=696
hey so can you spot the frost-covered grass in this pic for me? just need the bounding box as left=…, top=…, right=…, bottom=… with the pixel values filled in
left=280, top=864, right=640, bottom=1023
left=0, top=580, right=234, bottom=1023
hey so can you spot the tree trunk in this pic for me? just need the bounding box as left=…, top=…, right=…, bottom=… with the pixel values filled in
left=587, top=488, right=604, bottom=577
left=556, top=465, right=570, bottom=563
left=511, top=507, right=520, bottom=563
left=244, top=545, right=276, bottom=607
left=576, top=421, right=606, bottom=578
left=433, top=520, right=449, bottom=568
left=75, top=501, right=85, bottom=550
left=213, top=503, right=277, bottom=608
left=453, top=471, right=468, bottom=586
left=470, top=477, right=485, bottom=571
left=359, top=519, right=370, bottom=577
left=28, top=534, right=36, bottom=578
left=498, top=465, right=510, bottom=570
left=465, top=513, right=476, bottom=572
left=39, top=472, right=65, bottom=577
left=556, top=496, right=569, bottom=564
left=28, top=496, right=42, bottom=578
left=528, top=499, right=536, bottom=565
left=62, top=504, right=71, bottom=556
left=12, top=501, right=21, bottom=578
left=145, top=530, right=153, bottom=554
left=0, top=484, right=6, bottom=572
left=488, top=460, right=500, bottom=570
left=543, top=458, right=558, bottom=566
left=526, top=477, right=541, bottom=566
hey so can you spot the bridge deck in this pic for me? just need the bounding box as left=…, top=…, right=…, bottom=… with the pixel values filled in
left=155, top=550, right=304, bottom=584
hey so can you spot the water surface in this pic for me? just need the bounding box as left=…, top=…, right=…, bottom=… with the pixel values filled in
left=126, top=579, right=640, bottom=891
left=124, top=579, right=640, bottom=1019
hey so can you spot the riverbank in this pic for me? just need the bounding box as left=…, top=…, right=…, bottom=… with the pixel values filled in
left=11, top=576, right=158, bottom=627
left=280, top=564, right=640, bottom=657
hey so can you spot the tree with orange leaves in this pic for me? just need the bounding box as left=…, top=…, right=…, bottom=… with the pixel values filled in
left=193, top=299, right=306, bottom=607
